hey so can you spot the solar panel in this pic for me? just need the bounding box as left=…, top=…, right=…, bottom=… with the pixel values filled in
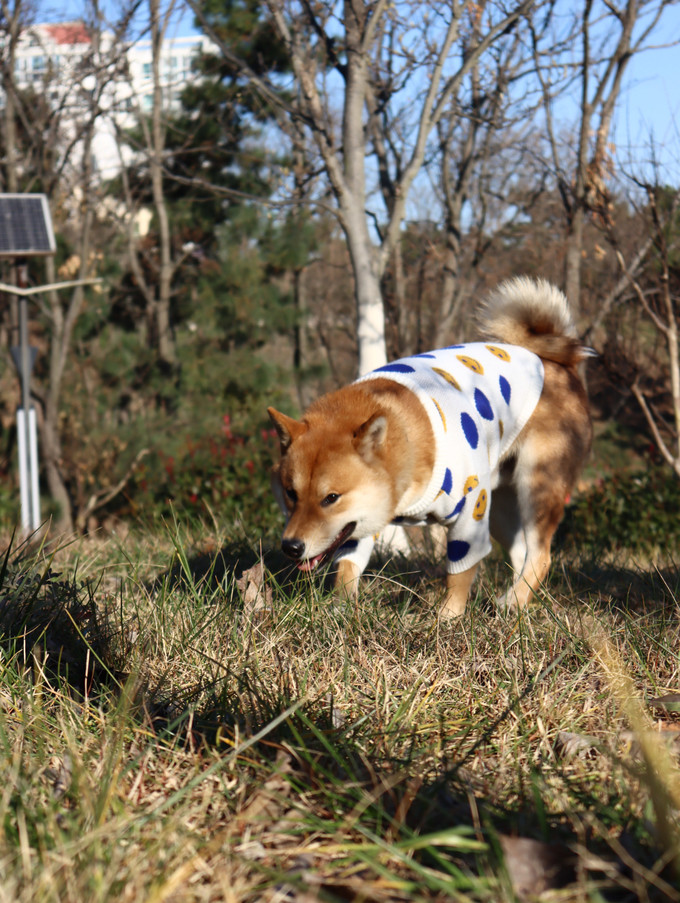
left=0, top=194, right=56, bottom=257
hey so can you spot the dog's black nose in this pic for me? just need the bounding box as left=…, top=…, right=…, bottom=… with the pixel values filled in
left=282, top=537, right=305, bottom=560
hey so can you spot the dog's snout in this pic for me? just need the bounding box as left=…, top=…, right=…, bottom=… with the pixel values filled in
left=282, top=537, right=305, bottom=560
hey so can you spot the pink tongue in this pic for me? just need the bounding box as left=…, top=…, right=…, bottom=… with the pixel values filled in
left=297, top=554, right=323, bottom=572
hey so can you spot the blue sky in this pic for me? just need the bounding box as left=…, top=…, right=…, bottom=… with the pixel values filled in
left=612, top=4, right=680, bottom=182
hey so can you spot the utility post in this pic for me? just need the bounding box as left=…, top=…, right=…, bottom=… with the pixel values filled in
left=0, top=194, right=101, bottom=536
left=0, top=195, right=56, bottom=534
left=13, top=259, right=40, bottom=531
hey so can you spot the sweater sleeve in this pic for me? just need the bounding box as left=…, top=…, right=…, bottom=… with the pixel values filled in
left=333, top=534, right=375, bottom=575
left=443, top=477, right=493, bottom=574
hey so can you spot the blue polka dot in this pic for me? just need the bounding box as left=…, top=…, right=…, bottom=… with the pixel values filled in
left=499, top=375, right=511, bottom=404
left=445, top=344, right=465, bottom=349
left=474, top=388, right=494, bottom=421
left=445, top=497, right=466, bottom=520
left=460, top=412, right=479, bottom=449
left=414, top=353, right=436, bottom=358
left=441, top=468, right=453, bottom=494
left=447, top=539, right=470, bottom=563
left=375, top=362, right=415, bottom=373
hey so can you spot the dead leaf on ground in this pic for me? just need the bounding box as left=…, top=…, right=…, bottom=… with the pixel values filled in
left=236, top=561, right=274, bottom=617
left=555, top=730, right=598, bottom=760
left=499, top=835, right=576, bottom=899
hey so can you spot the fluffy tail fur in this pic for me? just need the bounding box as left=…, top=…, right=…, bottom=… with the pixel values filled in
left=476, top=276, right=594, bottom=366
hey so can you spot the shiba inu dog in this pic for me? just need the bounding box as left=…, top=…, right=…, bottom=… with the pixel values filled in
left=268, top=277, right=592, bottom=617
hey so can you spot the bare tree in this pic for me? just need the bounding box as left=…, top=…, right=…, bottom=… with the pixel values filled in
left=46, top=5, right=147, bottom=534
left=532, top=0, right=676, bottom=314
left=624, top=183, right=680, bottom=478
left=191, top=0, right=534, bottom=375
left=430, top=11, right=543, bottom=348
left=114, top=0, right=187, bottom=372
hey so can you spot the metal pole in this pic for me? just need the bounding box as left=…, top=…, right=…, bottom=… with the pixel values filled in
left=16, top=408, right=29, bottom=531
left=17, top=261, right=38, bottom=531
left=29, top=407, right=40, bottom=529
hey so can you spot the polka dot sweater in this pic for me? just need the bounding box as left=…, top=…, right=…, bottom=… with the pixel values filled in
left=337, top=343, right=545, bottom=575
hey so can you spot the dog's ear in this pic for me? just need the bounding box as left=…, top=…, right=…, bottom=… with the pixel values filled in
left=268, top=407, right=307, bottom=453
left=354, top=413, right=387, bottom=462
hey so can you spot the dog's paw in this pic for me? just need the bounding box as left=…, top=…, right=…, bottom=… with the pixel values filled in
left=495, top=583, right=535, bottom=612
left=438, top=597, right=467, bottom=619
left=494, top=587, right=515, bottom=609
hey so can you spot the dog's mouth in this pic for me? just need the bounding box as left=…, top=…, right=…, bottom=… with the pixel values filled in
left=297, top=522, right=357, bottom=572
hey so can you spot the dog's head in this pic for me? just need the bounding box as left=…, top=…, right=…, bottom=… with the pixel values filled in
left=267, top=404, right=395, bottom=571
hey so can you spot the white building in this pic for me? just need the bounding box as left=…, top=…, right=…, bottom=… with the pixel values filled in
left=6, top=21, right=215, bottom=179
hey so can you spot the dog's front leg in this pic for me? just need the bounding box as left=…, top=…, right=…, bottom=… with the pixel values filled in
left=334, top=535, right=375, bottom=599
left=440, top=565, right=478, bottom=619
left=335, top=558, right=362, bottom=597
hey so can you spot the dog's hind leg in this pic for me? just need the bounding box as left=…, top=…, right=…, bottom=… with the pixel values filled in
left=493, top=360, right=591, bottom=610
left=490, top=483, right=541, bottom=609
left=495, top=445, right=571, bottom=610
left=490, top=484, right=527, bottom=572
left=498, top=529, right=553, bottom=610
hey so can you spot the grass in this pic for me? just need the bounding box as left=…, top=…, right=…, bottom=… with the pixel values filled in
left=0, top=521, right=679, bottom=902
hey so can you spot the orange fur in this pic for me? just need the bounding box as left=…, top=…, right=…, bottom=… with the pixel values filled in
left=268, top=380, right=435, bottom=570
left=268, top=277, right=592, bottom=617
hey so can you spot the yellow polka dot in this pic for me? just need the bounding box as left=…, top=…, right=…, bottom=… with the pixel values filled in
left=473, top=489, right=488, bottom=521
left=456, top=355, right=484, bottom=374
left=431, top=397, right=447, bottom=430
left=486, top=344, right=511, bottom=362
left=463, top=475, right=479, bottom=494
left=499, top=420, right=504, bottom=439
left=432, top=367, right=461, bottom=390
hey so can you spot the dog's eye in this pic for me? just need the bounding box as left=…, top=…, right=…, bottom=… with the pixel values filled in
left=321, top=493, right=340, bottom=507
left=285, top=487, right=297, bottom=504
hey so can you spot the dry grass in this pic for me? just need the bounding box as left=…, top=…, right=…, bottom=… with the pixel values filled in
left=0, top=523, right=679, bottom=902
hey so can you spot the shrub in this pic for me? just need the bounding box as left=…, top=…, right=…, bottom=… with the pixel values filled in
left=558, top=465, right=680, bottom=556
left=123, top=413, right=282, bottom=536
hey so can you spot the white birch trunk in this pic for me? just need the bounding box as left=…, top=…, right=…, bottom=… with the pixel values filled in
left=344, top=216, right=388, bottom=374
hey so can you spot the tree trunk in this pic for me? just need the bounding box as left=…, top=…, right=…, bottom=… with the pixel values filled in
left=435, top=212, right=466, bottom=347
left=1, top=3, right=21, bottom=193
left=340, top=1, right=388, bottom=375
left=42, top=256, right=75, bottom=535
left=293, top=265, right=308, bottom=409
left=150, top=0, right=177, bottom=369
left=41, top=114, right=98, bottom=535
left=344, top=215, right=387, bottom=375
left=564, top=204, right=585, bottom=316
left=389, top=241, right=408, bottom=358
left=42, top=398, right=73, bottom=535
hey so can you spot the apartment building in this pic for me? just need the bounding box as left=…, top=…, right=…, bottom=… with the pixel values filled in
left=6, top=21, right=214, bottom=178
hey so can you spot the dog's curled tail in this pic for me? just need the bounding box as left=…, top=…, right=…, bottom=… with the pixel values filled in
left=477, top=276, right=595, bottom=366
